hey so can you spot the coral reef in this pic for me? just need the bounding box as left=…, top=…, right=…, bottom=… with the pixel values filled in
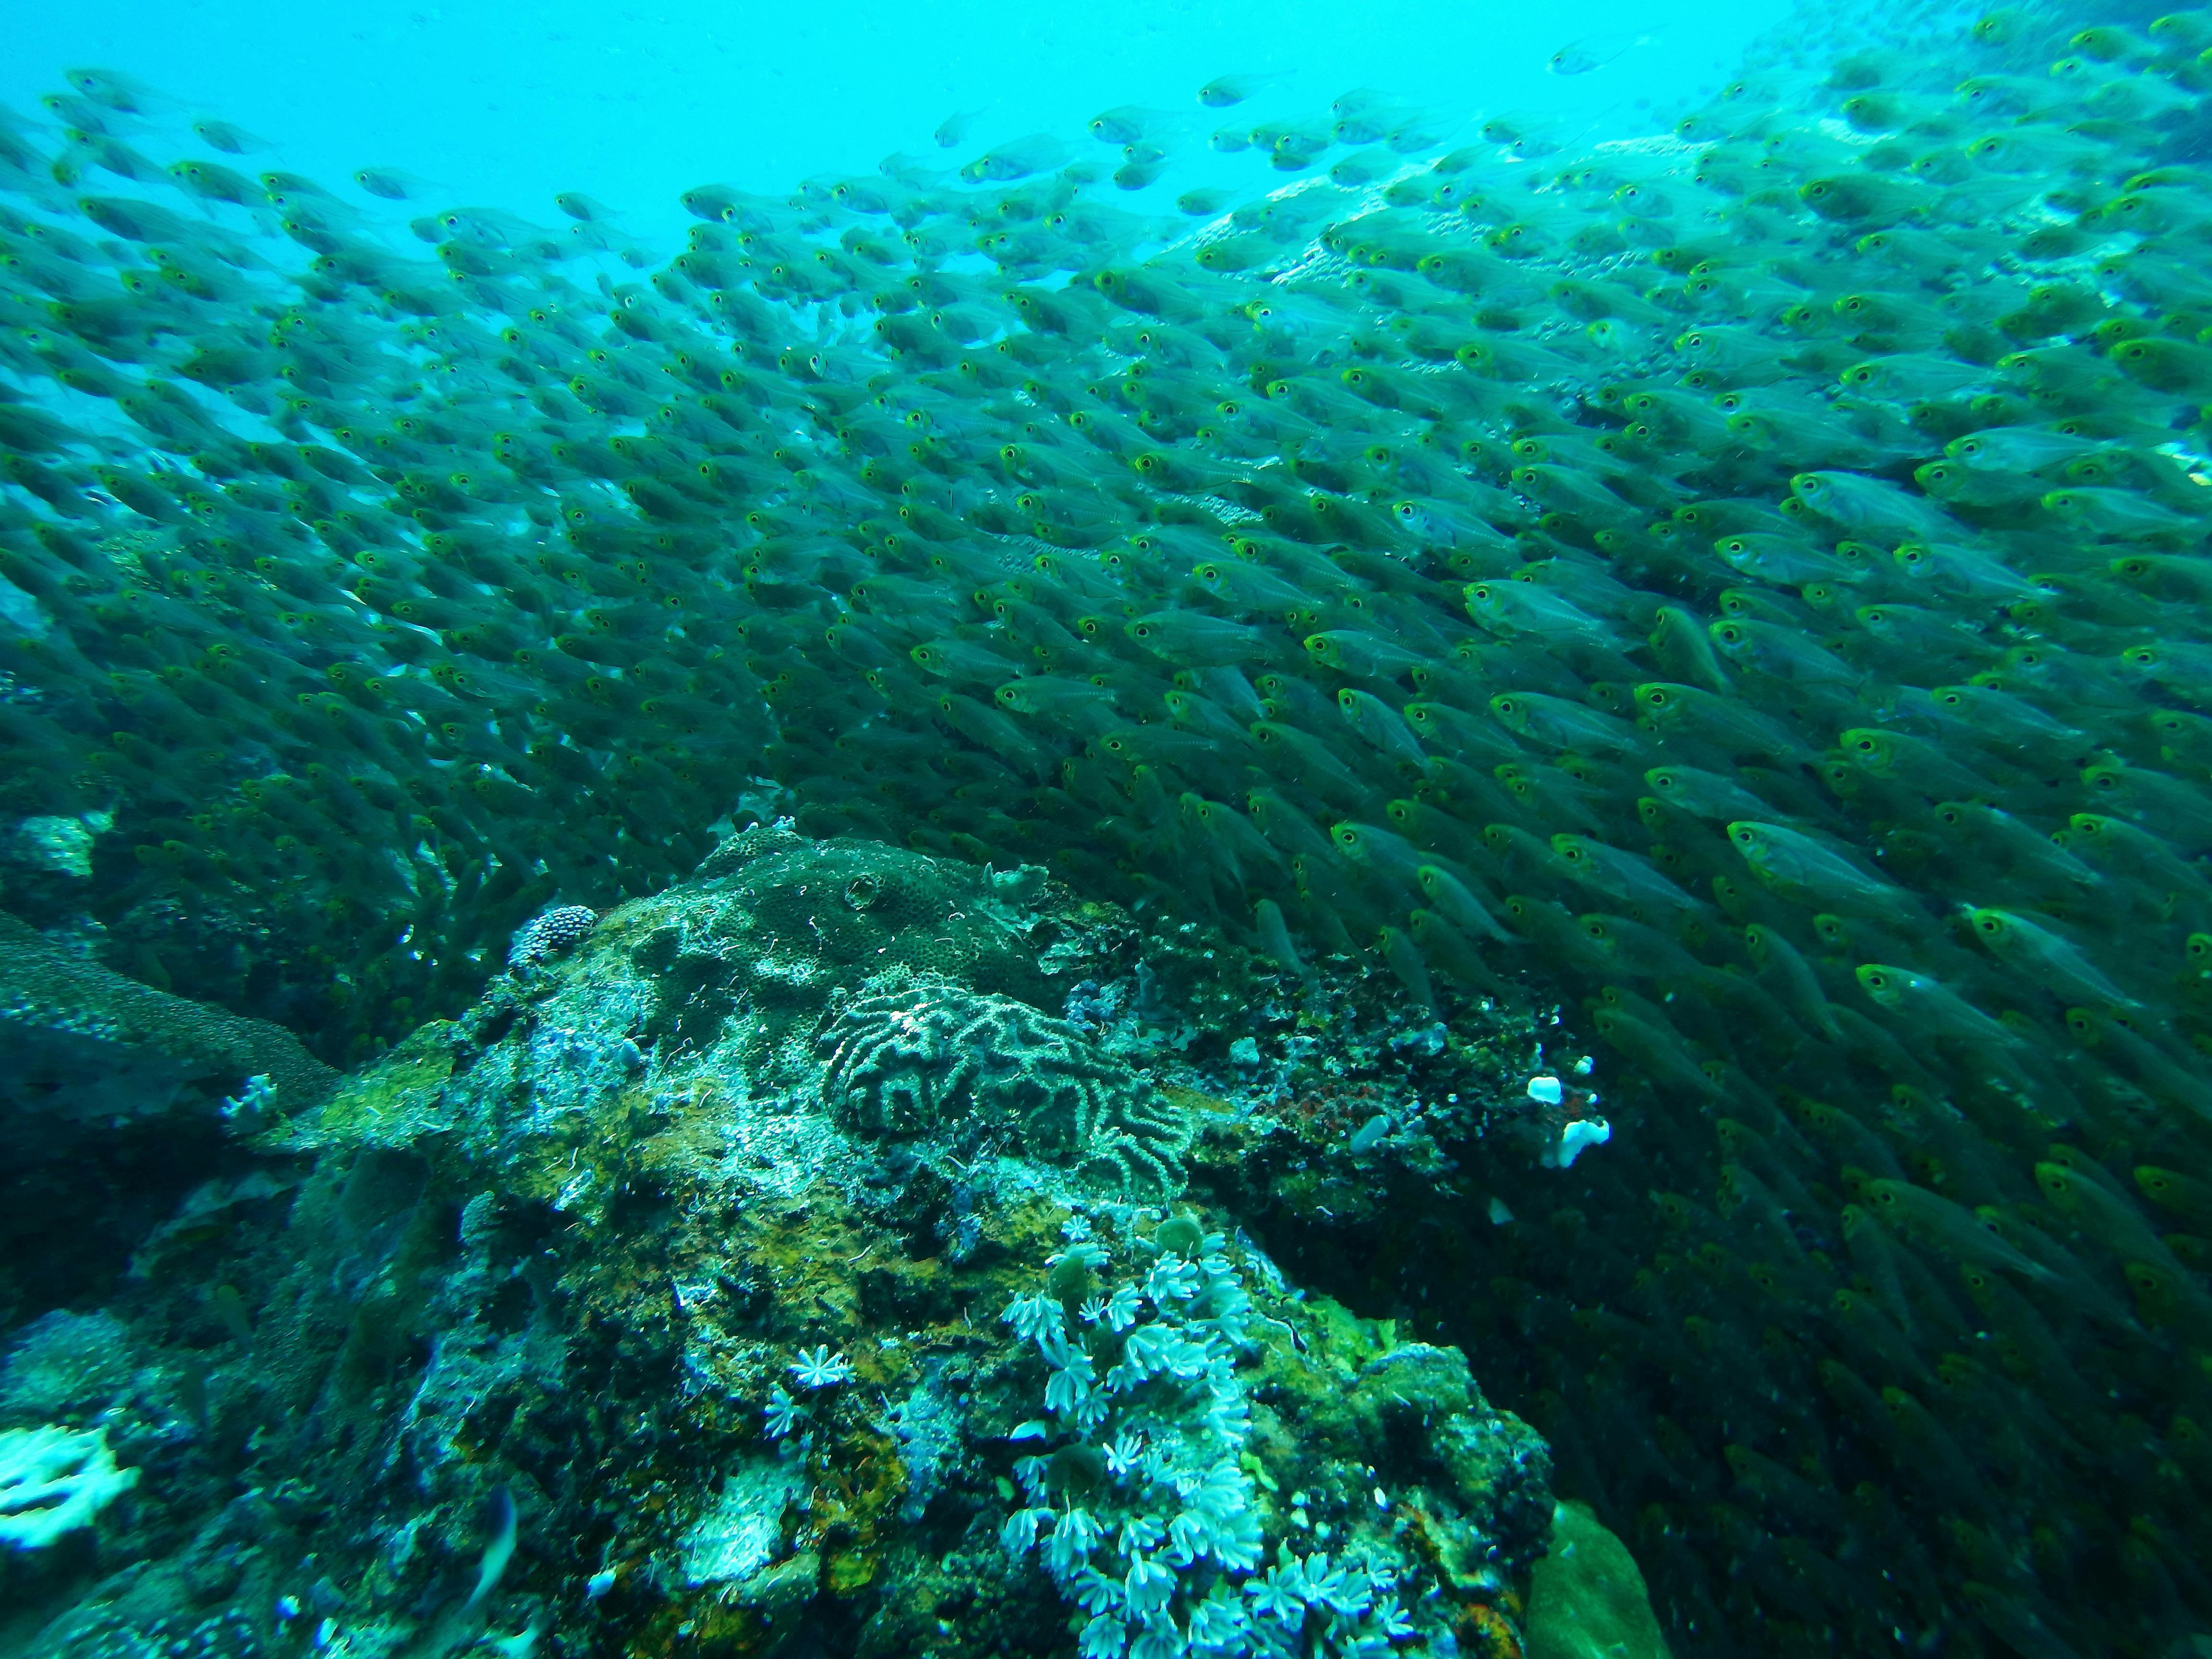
left=5, top=4, right=2212, bottom=1647
left=0, top=830, right=1557, bottom=1659
left=998, top=1214, right=1548, bottom=1658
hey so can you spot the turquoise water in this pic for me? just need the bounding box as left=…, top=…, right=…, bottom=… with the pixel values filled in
left=7, top=0, right=2212, bottom=1654
left=2, top=0, right=1782, bottom=241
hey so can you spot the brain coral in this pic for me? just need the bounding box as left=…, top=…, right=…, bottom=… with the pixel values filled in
left=817, top=978, right=1189, bottom=1192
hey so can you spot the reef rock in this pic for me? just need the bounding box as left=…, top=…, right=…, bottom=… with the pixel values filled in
left=3, top=830, right=1556, bottom=1658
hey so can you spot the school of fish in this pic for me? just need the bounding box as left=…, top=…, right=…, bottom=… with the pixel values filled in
left=6, top=3, right=2212, bottom=1652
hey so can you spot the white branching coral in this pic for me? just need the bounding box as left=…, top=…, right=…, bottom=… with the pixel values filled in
left=0, top=1425, right=137, bottom=1550
left=817, top=979, right=1190, bottom=1192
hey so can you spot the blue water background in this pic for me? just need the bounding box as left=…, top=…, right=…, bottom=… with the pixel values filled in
left=6, top=0, right=1790, bottom=243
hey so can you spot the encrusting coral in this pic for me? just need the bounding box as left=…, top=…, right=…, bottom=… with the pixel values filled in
left=0, top=912, right=334, bottom=1119
left=0, top=1312, right=137, bottom=1420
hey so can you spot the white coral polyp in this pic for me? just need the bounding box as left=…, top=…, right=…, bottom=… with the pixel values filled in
left=0, top=1425, right=137, bottom=1549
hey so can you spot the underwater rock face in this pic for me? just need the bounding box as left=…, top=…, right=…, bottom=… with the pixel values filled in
left=0, top=830, right=1552, bottom=1658
left=0, top=912, right=335, bottom=1321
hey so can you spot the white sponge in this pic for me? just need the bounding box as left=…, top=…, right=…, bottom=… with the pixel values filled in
left=1543, top=1118, right=1612, bottom=1170
left=0, top=1425, right=138, bottom=1549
